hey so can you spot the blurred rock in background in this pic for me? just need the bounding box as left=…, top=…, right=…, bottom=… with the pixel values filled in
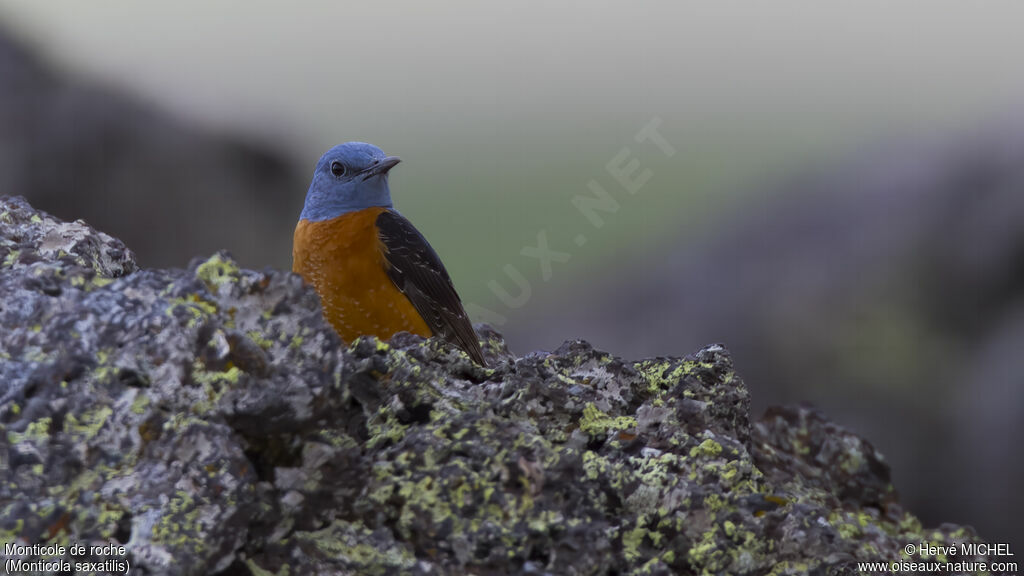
left=506, top=127, right=1024, bottom=546
left=0, top=29, right=305, bottom=270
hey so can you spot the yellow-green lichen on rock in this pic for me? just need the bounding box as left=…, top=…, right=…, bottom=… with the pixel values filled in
left=0, top=196, right=1003, bottom=575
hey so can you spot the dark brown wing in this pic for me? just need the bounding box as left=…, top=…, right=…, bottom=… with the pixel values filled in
left=376, top=210, right=487, bottom=366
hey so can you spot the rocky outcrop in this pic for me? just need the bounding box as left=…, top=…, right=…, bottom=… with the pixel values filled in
left=505, top=127, right=1024, bottom=546
left=0, top=196, right=1007, bottom=574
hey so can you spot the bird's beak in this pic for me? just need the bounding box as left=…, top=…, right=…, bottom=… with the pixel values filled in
left=361, top=156, right=401, bottom=180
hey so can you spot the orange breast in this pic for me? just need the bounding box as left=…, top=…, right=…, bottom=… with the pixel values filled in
left=293, top=207, right=432, bottom=342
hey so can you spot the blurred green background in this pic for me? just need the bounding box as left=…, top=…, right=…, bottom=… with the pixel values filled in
left=3, top=0, right=1023, bottom=548
left=4, top=1, right=1022, bottom=305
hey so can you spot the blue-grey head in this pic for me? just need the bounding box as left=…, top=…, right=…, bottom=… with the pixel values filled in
left=299, top=142, right=401, bottom=222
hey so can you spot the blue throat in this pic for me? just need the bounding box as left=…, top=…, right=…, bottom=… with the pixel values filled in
left=299, top=177, right=393, bottom=222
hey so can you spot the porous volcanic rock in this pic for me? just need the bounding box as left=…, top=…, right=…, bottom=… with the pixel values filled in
left=0, top=196, right=1007, bottom=575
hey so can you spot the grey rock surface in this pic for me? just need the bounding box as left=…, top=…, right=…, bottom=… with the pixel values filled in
left=0, top=196, right=1010, bottom=575
left=505, top=127, right=1024, bottom=546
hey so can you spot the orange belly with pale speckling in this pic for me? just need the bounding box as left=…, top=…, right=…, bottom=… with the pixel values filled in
left=293, top=207, right=431, bottom=342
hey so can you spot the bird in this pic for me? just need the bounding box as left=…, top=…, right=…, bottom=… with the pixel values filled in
left=293, top=142, right=487, bottom=366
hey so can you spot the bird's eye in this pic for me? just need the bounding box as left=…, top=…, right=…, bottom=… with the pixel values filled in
left=330, top=161, right=346, bottom=177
